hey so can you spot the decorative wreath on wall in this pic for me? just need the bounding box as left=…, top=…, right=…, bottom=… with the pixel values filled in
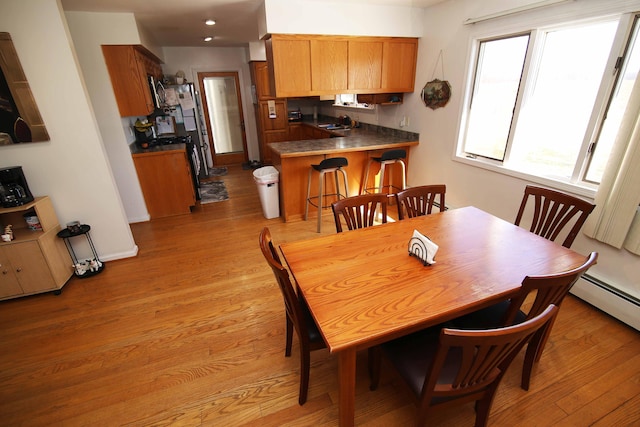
left=421, top=50, right=452, bottom=110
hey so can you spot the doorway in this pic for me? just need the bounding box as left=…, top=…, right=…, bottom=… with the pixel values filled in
left=197, top=72, right=248, bottom=166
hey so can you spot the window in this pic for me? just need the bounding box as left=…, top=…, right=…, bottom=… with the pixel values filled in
left=585, top=16, right=640, bottom=183
left=459, top=14, right=640, bottom=187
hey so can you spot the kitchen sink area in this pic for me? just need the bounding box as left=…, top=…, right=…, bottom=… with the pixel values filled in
left=318, top=123, right=351, bottom=130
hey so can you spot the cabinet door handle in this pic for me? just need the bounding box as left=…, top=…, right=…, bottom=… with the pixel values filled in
left=15, top=268, right=22, bottom=273
left=2, top=270, right=7, bottom=275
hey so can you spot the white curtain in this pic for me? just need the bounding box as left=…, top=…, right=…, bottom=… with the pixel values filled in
left=583, top=74, right=640, bottom=256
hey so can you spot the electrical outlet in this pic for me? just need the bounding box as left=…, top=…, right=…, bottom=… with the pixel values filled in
left=406, top=116, right=410, bottom=126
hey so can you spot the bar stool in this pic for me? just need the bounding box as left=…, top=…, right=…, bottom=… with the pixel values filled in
left=362, top=149, right=407, bottom=195
left=305, top=157, right=349, bottom=233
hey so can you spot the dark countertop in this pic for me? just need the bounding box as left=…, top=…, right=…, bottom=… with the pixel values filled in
left=270, top=119, right=419, bottom=158
left=130, top=142, right=186, bottom=156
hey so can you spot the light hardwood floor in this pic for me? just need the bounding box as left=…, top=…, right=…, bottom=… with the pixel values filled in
left=1, top=164, right=639, bottom=426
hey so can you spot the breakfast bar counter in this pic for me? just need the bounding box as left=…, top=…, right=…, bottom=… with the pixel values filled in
left=269, top=123, right=419, bottom=222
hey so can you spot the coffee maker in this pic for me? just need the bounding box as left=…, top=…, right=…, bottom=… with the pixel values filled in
left=0, top=166, right=34, bottom=208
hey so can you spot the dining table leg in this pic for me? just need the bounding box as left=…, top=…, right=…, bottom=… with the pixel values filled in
left=338, top=348, right=356, bottom=427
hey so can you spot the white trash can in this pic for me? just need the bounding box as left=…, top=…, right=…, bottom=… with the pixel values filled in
left=253, top=166, right=280, bottom=219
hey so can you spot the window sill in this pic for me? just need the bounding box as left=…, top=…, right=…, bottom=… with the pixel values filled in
left=453, top=154, right=597, bottom=200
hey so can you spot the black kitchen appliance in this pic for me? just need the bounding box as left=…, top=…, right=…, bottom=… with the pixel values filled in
left=0, top=166, right=34, bottom=208
left=288, top=110, right=303, bottom=121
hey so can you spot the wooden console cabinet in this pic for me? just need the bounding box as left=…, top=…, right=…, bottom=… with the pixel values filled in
left=0, top=197, right=73, bottom=300
left=133, top=147, right=196, bottom=219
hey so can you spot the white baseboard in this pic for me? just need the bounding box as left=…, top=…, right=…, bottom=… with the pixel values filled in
left=99, top=245, right=138, bottom=262
left=128, top=214, right=150, bottom=223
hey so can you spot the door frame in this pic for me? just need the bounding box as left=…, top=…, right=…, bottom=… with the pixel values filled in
left=197, top=71, right=248, bottom=166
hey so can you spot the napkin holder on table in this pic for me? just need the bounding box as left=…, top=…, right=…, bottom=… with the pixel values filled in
left=408, top=229, right=438, bottom=266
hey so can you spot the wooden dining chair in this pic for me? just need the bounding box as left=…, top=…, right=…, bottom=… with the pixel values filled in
left=451, top=252, right=597, bottom=390
left=259, top=227, right=326, bottom=405
left=515, top=185, right=595, bottom=248
left=331, top=193, right=388, bottom=232
left=369, top=305, right=559, bottom=427
left=395, top=184, right=446, bottom=220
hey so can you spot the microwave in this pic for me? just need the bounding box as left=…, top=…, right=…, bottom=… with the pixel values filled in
left=288, top=110, right=302, bottom=121
left=147, top=75, right=162, bottom=109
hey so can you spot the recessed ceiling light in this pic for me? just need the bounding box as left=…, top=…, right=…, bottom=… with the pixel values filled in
left=205, top=19, right=216, bottom=26
left=204, top=36, right=213, bottom=42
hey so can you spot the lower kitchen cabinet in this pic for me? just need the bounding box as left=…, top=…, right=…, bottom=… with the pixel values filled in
left=0, top=196, right=73, bottom=300
left=133, top=147, right=196, bottom=218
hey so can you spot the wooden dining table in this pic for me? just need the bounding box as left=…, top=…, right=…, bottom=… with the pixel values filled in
left=279, top=206, right=587, bottom=426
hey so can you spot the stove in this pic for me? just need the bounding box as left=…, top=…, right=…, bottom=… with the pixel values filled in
left=147, top=135, right=191, bottom=147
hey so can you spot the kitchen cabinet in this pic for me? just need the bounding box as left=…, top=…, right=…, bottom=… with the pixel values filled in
left=381, top=39, right=418, bottom=92
left=289, top=123, right=336, bottom=141
left=267, top=35, right=418, bottom=97
left=265, top=37, right=312, bottom=98
left=0, top=196, right=73, bottom=301
left=288, top=123, right=304, bottom=141
left=132, top=147, right=196, bottom=219
left=102, top=44, right=163, bottom=117
left=257, top=100, right=289, bottom=164
left=250, top=61, right=275, bottom=100
left=348, top=40, right=383, bottom=91
left=250, top=61, right=290, bottom=164
left=310, top=39, right=348, bottom=92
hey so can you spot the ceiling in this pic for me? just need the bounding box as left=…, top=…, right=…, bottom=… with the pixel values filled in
left=60, top=0, right=444, bottom=48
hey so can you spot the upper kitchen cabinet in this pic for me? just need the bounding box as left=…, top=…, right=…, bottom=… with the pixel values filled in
left=311, top=38, right=348, bottom=92
left=348, top=40, right=383, bottom=91
left=381, top=38, right=418, bottom=92
left=250, top=61, right=275, bottom=100
left=266, top=35, right=418, bottom=97
left=102, top=45, right=163, bottom=117
left=266, top=35, right=312, bottom=97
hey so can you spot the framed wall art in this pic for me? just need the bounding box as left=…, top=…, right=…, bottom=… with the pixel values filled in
left=0, top=32, right=49, bottom=145
left=421, top=79, right=452, bottom=110
left=421, top=50, right=452, bottom=110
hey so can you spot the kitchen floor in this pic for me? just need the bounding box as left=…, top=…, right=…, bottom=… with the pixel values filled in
left=0, top=164, right=638, bottom=426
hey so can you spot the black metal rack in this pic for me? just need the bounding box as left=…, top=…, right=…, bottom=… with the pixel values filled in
left=56, top=224, right=104, bottom=278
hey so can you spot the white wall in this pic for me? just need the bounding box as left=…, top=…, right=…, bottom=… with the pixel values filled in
left=263, top=0, right=424, bottom=37
left=161, top=47, right=260, bottom=162
left=249, top=41, right=266, bottom=61
left=65, top=11, right=150, bottom=224
left=0, top=0, right=137, bottom=261
left=397, top=0, right=640, bottom=324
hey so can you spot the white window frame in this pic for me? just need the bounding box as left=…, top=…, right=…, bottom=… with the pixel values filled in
left=454, top=9, right=638, bottom=198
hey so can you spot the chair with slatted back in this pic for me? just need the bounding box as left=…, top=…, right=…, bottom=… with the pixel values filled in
left=259, top=227, right=326, bottom=405
left=331, top=193, right=388, bottom=233
left=451, top=252, right=597, bottom=390
left=395, top=184, right=446, bottom=220
left=369, top=305, right=559, bottom=427
left=515, top=185, right=595, bottom=248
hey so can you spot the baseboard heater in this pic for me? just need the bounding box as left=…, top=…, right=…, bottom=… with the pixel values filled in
left=572, top=273, right=639, bottom=331
left=581, top=274, right=640, bottom=307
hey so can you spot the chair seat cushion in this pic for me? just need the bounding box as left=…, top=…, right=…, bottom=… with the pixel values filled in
left=313, top=157, right=348, bottom=171
left=451, top=300, right=527, bottom=329
left=381, top=326, right=451, bottom=396
left=373, top=149, right=406, bottom=162
left=300, top=298, right=323, bottom=343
